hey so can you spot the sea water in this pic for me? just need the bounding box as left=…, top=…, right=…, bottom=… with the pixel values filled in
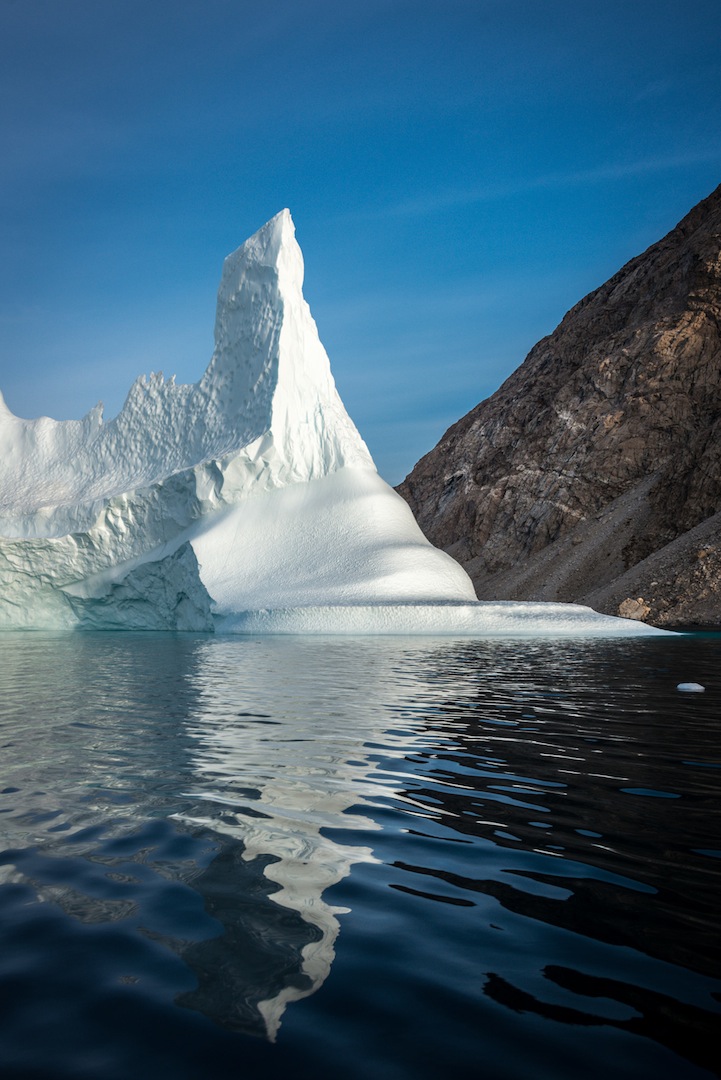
left=0, top=631, right=718, bottom=1080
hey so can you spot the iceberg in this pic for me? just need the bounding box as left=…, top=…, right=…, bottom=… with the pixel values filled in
left=0, top=211, right=665, bottom=636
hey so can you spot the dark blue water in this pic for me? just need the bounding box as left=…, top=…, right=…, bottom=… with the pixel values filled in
left=0, top=632, right=718, bottom=1079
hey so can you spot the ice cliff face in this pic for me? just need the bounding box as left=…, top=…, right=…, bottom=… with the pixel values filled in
left=0, top=210, right=477, bottom=630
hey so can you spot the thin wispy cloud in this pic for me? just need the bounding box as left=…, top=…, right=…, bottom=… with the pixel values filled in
left=367, top=147, right=721, bottom=221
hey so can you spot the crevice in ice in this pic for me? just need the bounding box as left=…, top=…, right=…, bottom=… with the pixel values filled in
left=64, top=543, right=214, bottom=632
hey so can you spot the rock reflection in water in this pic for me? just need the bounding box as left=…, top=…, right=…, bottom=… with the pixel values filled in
left=388, top=636, right=720, bottom=979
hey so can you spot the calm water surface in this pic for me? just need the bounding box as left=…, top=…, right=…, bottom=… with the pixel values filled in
left=0, top=631, right=719, bottom=1079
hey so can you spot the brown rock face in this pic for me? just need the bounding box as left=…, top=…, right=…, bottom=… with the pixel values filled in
left=397, top=184, right=721, bottom=625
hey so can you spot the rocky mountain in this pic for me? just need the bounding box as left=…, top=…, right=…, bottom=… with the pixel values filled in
left=397, top=184, right=721, bottom=626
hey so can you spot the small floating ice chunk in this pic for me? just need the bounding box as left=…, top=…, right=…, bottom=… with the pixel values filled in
left=676, top=682, right=705, bottom=693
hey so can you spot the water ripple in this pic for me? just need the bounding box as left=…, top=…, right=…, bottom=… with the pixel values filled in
left=0, top=631, right=719, bottom=1079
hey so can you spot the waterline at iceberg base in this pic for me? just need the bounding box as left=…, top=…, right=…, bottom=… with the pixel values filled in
left=0, top=212, right=664, bottom=637
left=215, top=602, right=661, bottom=637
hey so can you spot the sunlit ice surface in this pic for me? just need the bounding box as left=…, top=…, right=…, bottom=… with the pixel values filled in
left=0, top=211, right=666, bottom=639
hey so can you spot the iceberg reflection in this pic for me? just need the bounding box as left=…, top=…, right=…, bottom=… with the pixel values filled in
left=175, top=637, right=438, bottom=1038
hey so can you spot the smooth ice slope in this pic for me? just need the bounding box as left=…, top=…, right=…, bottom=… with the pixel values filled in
left=0, top=212, right=666, bottom=636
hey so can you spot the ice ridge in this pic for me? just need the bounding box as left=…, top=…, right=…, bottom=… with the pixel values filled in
left=0, top=212, right=667, bottom=636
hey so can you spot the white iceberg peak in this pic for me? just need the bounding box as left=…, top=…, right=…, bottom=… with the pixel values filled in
left=0, top=211, right=475, bottom=629
left=0, top=212, right=667, bottom=636
left=0, top=210, right=371, bottom=531
left=203, top=207, right=373, bottom=485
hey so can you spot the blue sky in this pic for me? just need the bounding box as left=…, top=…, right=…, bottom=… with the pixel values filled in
left=1, top=0, right=720, bottom=483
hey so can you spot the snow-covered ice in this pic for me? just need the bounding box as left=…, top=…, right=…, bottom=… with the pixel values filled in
left=0, top=211, right=666, bottom=636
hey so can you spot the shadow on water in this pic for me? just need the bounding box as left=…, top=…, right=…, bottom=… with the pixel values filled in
left=0, top=631, right=718, bottom=1079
